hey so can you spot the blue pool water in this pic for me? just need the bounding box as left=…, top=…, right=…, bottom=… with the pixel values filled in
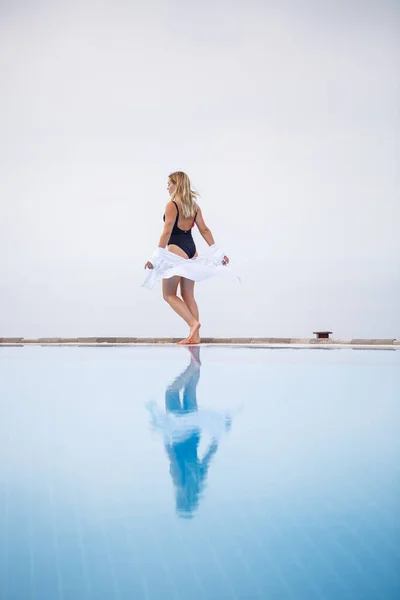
left=0, top=346, right=399, bottom=600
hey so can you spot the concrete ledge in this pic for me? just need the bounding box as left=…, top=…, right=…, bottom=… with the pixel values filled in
left=309, top=338, right=339, bottom=344
left=0, top=337, right=398, bottom=348
left=351, top=338, right=396, bottom=345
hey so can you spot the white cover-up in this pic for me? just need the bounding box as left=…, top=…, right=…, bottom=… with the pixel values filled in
left=145, top=401, right=233, bottom=444
left=141, top=244, right=241, bottom=291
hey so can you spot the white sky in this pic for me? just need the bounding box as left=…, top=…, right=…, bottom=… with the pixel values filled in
left=1, top=0, right=399, bottom=338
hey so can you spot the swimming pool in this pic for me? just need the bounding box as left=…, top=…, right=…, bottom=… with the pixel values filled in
left=0, top=346, right=399, bottom=599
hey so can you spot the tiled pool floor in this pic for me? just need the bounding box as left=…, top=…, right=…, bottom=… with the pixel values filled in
left=0, top=346, right=399, bottom=599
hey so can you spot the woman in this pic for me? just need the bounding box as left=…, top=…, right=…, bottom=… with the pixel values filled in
left=144, top=171, right=230, bottom=345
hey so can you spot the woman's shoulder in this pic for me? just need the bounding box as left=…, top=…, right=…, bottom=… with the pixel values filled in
left=163, top=200, right=178, bottom=216
left=165, top=198, right=198, bottom=216
left=166, top=199, right=183, bottom=212
left=165, top=199, right=178, bottom=209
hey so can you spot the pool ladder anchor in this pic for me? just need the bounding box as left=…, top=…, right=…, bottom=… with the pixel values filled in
left=313, top=331, right=333, bottom=339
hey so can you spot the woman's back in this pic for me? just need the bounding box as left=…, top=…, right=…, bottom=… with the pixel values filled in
left=164, top=200, right=197, bottom=233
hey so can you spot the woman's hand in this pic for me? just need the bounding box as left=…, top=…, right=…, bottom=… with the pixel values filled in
left=222, top=255, right=229, bottom=265
left=144, top=261, right=154, bottom=269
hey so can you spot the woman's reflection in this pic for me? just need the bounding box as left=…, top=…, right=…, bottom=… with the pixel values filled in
left=146, top=346, right=232, bottom=518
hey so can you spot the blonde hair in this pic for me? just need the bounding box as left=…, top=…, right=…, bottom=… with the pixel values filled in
left=168, top=171, right=199, bottom=218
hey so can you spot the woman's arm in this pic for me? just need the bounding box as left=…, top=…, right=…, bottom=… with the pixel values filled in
left=194, top=205, right=215, bottom=246
left=144, top=202, right=176, bottom=269
left=195, top=205, right=229, bottom=265
left=158, top=202, right=176, bottom=248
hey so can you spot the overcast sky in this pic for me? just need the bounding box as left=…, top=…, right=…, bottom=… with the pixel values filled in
left=1, top=0, right=399, bottom=339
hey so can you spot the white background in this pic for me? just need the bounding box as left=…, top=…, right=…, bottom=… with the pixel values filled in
left=1, top=0, right=399, bottom=339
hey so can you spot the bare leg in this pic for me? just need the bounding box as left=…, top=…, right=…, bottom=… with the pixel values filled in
left=180, top=277, right=201, bottom=344
left=162, top=276, right=198, bottom=329
left=180, top=278, right=199, bottom=321
left=164, top=246, right=201, bottom=345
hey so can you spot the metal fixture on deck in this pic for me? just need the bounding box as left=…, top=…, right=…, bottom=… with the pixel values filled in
left=313, top=331, right=332, bottom=339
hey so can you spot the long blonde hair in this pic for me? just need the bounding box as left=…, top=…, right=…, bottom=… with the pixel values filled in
left=168, top=171, right=199, bottom=218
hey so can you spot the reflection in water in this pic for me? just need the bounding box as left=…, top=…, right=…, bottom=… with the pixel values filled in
left=146, top=347, right=235, bottom=518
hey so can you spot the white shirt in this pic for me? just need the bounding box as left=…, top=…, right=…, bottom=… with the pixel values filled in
left=142, top=244, right=241, bottom=290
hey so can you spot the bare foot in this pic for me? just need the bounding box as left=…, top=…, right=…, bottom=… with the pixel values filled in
left=185, top=335, right=201, bottom=344
left=189, top=321, right=201, bottom=339
left=176, top=336, right=200, bottom=346
left=188, top=333, right=201, bottom=344
left=176, top=335, right=201, bottom=346
left=176, top=321, right=201, bottom=345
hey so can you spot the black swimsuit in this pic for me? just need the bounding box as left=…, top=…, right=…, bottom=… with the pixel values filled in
left=163, top=200, right=197, bottom=259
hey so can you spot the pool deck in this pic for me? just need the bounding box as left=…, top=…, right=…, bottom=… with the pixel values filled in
left=0, top=337, right=399, bottom=349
